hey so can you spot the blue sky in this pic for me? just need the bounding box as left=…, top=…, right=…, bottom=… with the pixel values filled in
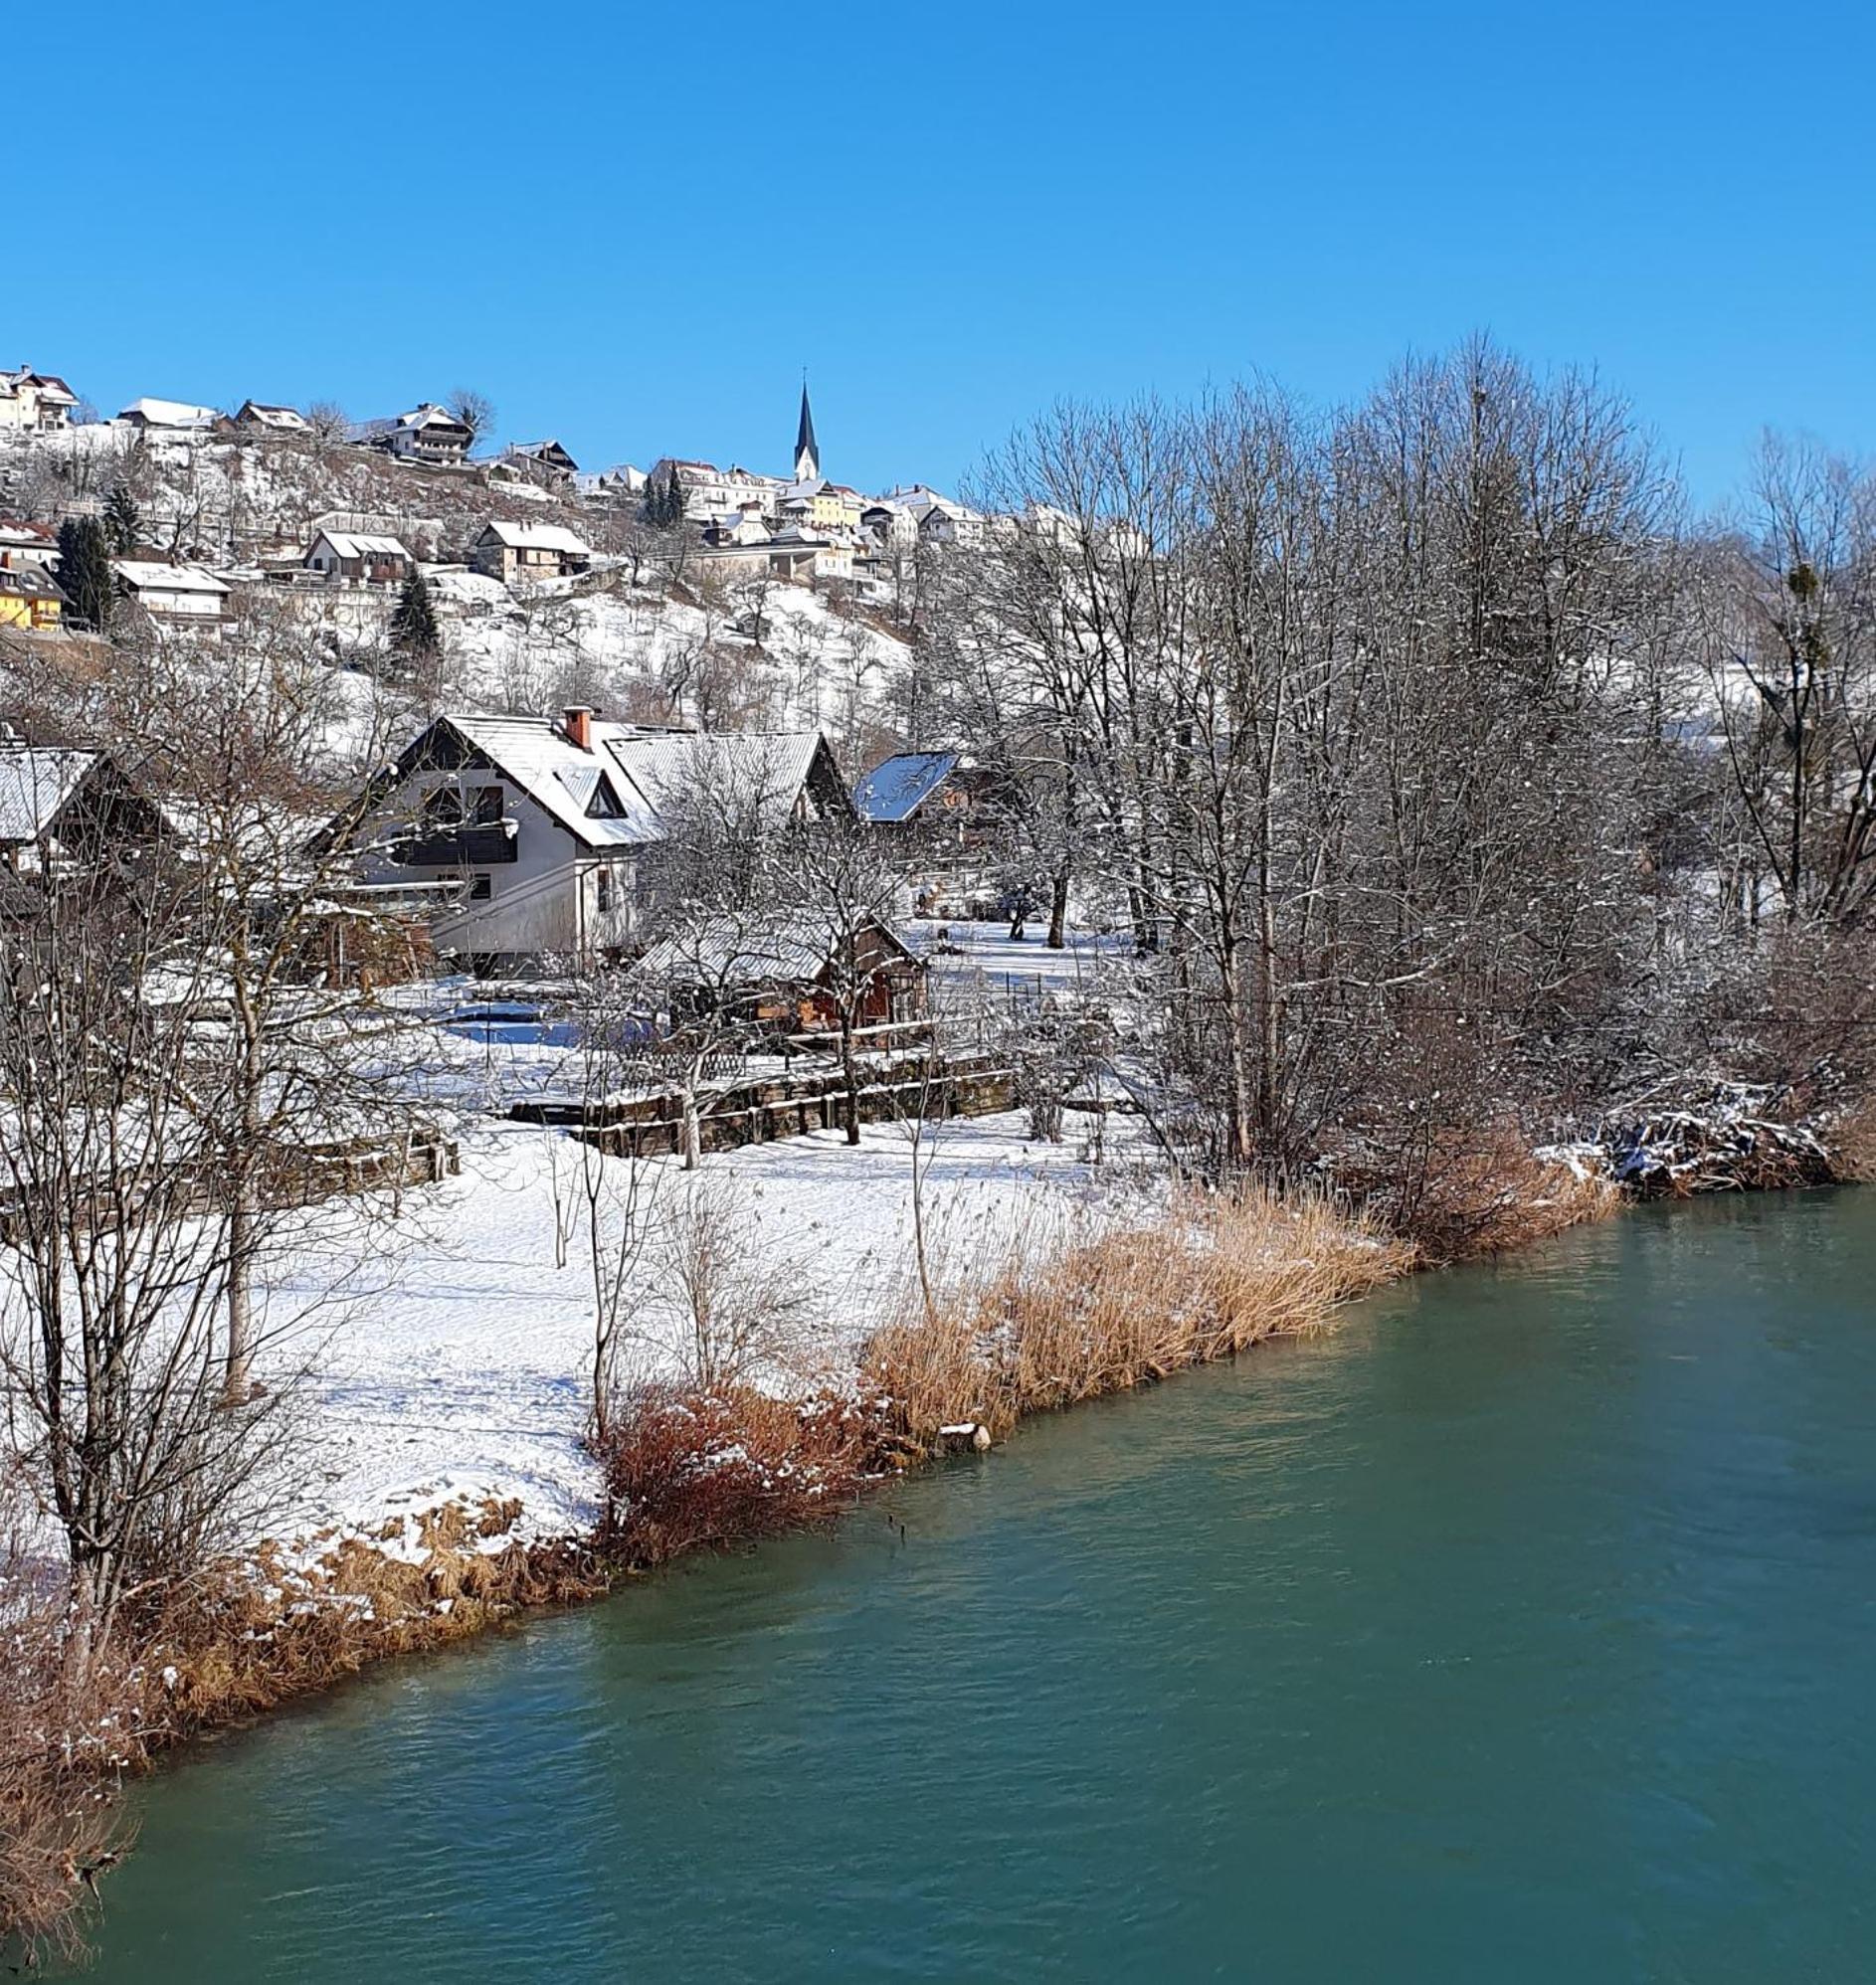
left=13, top=0, right=1873, bottom=505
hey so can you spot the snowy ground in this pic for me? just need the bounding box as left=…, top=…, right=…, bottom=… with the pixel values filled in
left=264, top=1101, right=1147, bottom=1546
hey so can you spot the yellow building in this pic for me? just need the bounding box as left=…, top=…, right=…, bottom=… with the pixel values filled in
left=0, top=567, right=63, bottom=632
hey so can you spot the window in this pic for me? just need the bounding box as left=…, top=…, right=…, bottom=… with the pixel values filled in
left=471, top=784, right=505, bottom=825
left=596, top=868, right=614, bottom=914
left=424, top=784, right=465, bottom=827
left=468, top=874, right=492, bottom=902
left=586, top=776, right=624, bottom=819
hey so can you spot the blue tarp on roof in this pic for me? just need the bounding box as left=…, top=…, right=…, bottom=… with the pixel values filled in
left=853, top=751, right=959, bottom=824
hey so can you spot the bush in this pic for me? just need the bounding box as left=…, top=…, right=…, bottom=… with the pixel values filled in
left=592, top=1386, right=874, bottom=1570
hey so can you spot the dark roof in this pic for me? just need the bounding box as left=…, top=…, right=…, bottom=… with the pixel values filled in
left=796, top=382, right=818, bottom=468
left=0, top=566, right=65, bottom=603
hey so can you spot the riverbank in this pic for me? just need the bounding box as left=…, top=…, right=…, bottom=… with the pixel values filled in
left=7, top=1082, right=1860, bottom=1964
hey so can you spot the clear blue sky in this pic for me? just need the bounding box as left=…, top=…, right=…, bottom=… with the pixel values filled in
left=14, top=0, right=1873, bottom=505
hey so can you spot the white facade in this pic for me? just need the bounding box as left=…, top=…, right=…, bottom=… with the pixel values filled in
left=0, top=368, right=79, bottom=433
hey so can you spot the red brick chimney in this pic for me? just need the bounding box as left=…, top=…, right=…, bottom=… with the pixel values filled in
left=563, top=705, right=594, bottom=751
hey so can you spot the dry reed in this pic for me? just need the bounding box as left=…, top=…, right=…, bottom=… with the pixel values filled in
left=864, top=1185, right=1412, bottom=1452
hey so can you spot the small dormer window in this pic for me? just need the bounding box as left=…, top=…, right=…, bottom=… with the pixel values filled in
left=586, top=776, right=625, bottom=819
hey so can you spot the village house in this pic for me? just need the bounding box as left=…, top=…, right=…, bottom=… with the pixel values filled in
left=111, top=559, right=232, bottom=627
left=0, top=567, right=65, bottom=633
left=854, top=749, right=1020, bottom=916
left=778, top=478, right=866, bottom=535
left=0, top=741, right=167, bottom=880
left=499, top=440, right=579, bottom=489
left=0, top=521, right=60, bottom=573
left=330, top=708, right=849, bottom=970
left=636, top=913, right=926, bottom=1038
left=303, top=530, right=413, bottom=584
left=235, top=400, right=313, bottom=437
left=117, top=397, right=221, bottom=433
left=882, top=484, right=987, bottom=547
left=470, top=519, right=593, bottom=584
left=0, top=367, right=80, bottom=433
left=351, top=404, right=474, bottom=466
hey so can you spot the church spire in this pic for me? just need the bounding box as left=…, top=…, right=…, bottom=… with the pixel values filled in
left=794, top=379, right=820, bottom=482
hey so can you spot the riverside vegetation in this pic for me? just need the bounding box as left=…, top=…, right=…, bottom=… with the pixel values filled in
left=4, top=334, right=1875, bottom=1962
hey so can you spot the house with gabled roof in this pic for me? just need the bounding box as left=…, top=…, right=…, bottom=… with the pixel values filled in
left=854, top=749, right=1021, bottom=916
left=236, top=400, right=313, bottom=437
left=0, top=367, right=80, bottom=433
left=0, top=742, right=168, bottom=880
left=470, top=519, right=593, bottom=584
left=304, top=530, right=413, bottom=584
left=349, top=404, right=473, bottom=465
left=327, top=708, right=849, bottom=969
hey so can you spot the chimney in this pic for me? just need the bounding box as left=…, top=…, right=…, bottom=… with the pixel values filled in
left=563, top=705, right=594, bottom=752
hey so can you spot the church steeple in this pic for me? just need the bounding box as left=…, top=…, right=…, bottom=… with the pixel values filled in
left=794, top=380, right=820, bottom=482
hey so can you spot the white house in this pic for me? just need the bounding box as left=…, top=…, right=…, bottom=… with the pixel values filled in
left=470, top=520, right=593, bottom=584
left=351, top=404, right=473, bottom=465
left=111, top=559, right=232, bottom=625
left=881, top=484, right=987, bottom=547
left=0, top=367, right=80, bottom=433
left=117, top=397, right=220, bottom=433
left=333, top=708, right=850, bottom=968
left=303, top=530, right=413, bottom=584
left=0, top=520, right=61, bottom=573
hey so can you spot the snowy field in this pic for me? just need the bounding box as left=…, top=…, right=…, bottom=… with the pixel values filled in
left=264, top=1100, right=1148, bottom=1547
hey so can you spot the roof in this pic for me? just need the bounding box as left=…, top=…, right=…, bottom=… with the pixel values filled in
left=477, top=520, right=593, bottom=555
left=0, top=747, right=96, bottom=843
left=434, top=714, right=664, bottom=850
left=118, top=397, right=218, bottom=428
left=796, top=383, right=818, bottom=466
left=239, top=401, right=311, bottom=431
left=398, top=403, right=469, bottom=433
left=0, top=567, right=64, bottom=603
left=507, top=440, right=578, bottom=467
left=0, top=519, right=57, bottom=547
left=310, top=530, right=410, bottom=561
left=112, top=560, right=231, bottom=595
left=638, top=915, right=837, bottom=989
left=853, top=750, right=961, bottom=823
left=1, top=368, right=78, bottom=404
left=604, top=729, right=828, bottom=830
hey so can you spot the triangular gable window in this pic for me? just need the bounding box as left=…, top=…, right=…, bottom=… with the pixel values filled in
left=586, top=775, right=625, bottom=819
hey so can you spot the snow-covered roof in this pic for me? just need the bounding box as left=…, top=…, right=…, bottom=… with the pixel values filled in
left=239, top=401, right=312, bottom=432
left=438, top=714, right=664, bottom=850
left=604, top=729, right=828, bottom=832
left=0, top=747, right=96, bottom=844
left=477, top=520, right=593, bottom=555
left=635, top=915, right=838, bottom=989
left=1, top=367, right=78, bottom=405
left=0, top=566, right=63, bottom=603
left=112, top=559, right=231, bottom=595
left=853, top=750, right=961, bottom=824
left=310, top=530, right=410, bottom=561
left=119, top=397, right=219, bottom=428
left=0, top=519, right=58, bottom=547
left=399, top=403, right=469, bottom=433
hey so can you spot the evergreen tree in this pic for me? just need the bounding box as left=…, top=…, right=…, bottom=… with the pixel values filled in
left=389, top=566, right=440, bottom=655
left=647, top=465, right=684, bottom=530
left=103, top=480, right=141, bottom=554
left=55, top=517, right=114, bottom=632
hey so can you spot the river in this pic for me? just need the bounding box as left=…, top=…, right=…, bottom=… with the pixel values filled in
left=87, top=1189, right=1875, bottom=1982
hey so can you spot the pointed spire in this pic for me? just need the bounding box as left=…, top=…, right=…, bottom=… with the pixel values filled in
left=794, top=379, right=820, bottom=481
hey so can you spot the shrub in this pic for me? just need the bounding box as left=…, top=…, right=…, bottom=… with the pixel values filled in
left=592, top=1386, right=874, bottom=1570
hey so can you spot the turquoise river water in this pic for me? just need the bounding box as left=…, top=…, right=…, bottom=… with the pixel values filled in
left=84, top=1189, right=1875, bottom=1982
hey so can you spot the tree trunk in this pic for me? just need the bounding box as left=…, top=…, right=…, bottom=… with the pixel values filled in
left=840, top=1018, right=862, bottom=1146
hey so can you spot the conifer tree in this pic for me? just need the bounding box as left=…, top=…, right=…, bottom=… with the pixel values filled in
left=389, top=565, right=440, bottom=655
left=103, top=480, right=141, bottom=554
left=55, top=517, right=114, bottom=632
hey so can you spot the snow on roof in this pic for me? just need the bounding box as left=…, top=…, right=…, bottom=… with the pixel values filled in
left=604, top=729, right=826, bottom=830
left=0, top=747, right=96, bottom=843
left=311, top=530, right=410, bottom=561
left=118, top=397, right=219, bottom=428
left=477, top=520, right=593, bottom=555
left=1, top=368, right=78, bottom=404
left=239, top=401, right=312, bottom=431
left=853, top=750, right=961, bottom=824
left=399, top=403, right=469, bottom=432
left=0, top=566, right=63, bottom=602
left=0, top=519, right=57, bottom=544
left=112, top=559, right=231, bottom=595
left=440, top=714, right=664, bottom=850
left=635, top=914, right=837, bottom=989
